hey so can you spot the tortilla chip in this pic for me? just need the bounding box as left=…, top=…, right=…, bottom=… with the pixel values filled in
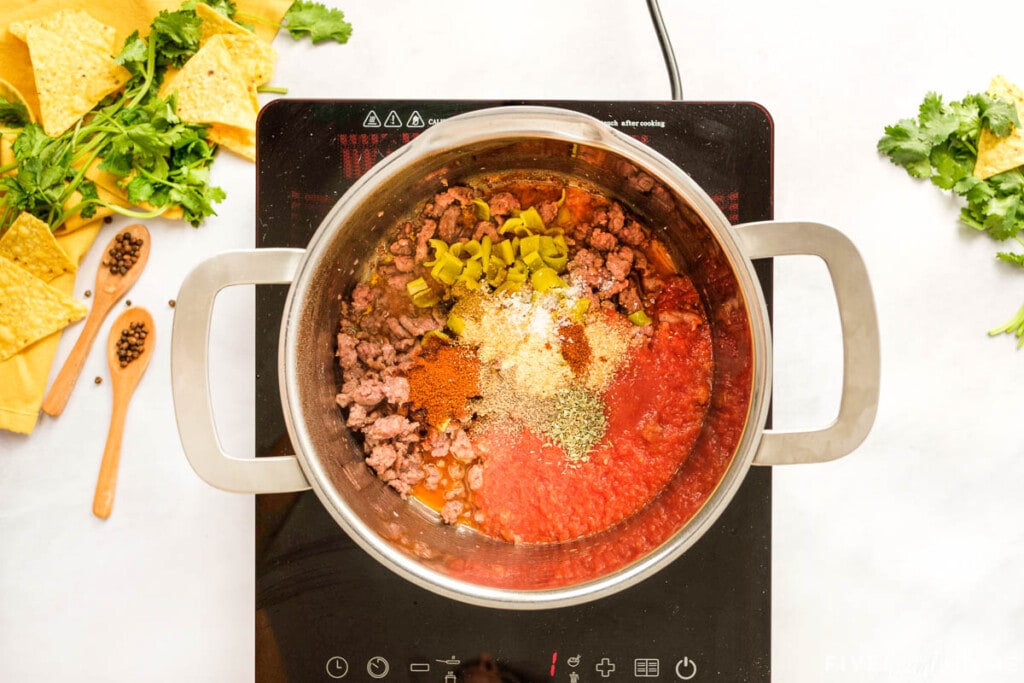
left=160, top=36, right=256, bottom=132
left=208, top=122, right=256, bottom=161
left=0, top=254, right=87, bottom=362
left=10, top=9, right=117, bottom=55
left=25, top=25, right=131, bottom=136
left=217, top=33, right=276, bottom=88
left=195, top=3, right=252, bottom=41
left=974, top=75, right=1024, bottom=180
left=0, top=212, right=75, bottom=280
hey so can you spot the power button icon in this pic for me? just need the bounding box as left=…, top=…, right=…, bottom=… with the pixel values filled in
left=675, top=657, right=697, bottom=680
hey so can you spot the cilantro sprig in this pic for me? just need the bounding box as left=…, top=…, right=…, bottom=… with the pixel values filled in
left=281, top=1, right=352, bottom=44
left=237, top=1, right=352, bottom=45
left=878, top=89, right=1024, bottom=347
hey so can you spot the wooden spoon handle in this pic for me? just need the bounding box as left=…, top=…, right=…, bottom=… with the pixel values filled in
left=93, top=398, right=128, bottom=519
left=42, top=308, right=107, bottom=417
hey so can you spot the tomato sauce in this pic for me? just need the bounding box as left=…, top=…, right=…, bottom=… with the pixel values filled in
left=472, top=278, right=715, bottom=544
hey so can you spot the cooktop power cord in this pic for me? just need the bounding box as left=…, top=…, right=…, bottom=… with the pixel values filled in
left=646, top=0, right=683, bottom=101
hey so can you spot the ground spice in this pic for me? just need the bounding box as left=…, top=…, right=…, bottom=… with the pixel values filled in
left=407, top=343, right=481, bottom=427
left=558, top=321, right=591, bottom=376
left=545, top=386, right=607, bottom=464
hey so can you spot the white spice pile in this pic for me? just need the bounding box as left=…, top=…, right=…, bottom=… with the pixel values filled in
left=454, top=287, right=640, bottom=463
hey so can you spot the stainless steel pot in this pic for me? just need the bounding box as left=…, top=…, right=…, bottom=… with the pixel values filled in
left=171, top=106, right=880, bottom=609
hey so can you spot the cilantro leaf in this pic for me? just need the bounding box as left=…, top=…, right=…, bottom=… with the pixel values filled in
left=282, top=1, right=352, bottom=44
left=977, top=93, right=1020, bottom=137
left=116, top=31, right=150, bottom=78
left=997, top=251, right=1024, bottom=268
left=151, top=9, right=203, bottom=68
left=877, top=118, right=934, bottom=178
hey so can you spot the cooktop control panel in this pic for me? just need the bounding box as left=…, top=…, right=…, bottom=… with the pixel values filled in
left=321, top=651, right=701, bottom=680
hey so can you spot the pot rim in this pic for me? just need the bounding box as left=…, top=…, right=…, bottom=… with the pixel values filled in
left=278, top=105, right=772, bottom=609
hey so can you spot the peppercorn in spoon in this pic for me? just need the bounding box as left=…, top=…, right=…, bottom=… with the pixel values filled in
left=93, top=306, right=154, bottom=519
left=42, top=224, right=150, bottom=416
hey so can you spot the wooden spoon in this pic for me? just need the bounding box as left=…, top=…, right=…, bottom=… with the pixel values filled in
left=93, top=306, right=155, bottom=520
left=42, top=224, right=150, bottom=417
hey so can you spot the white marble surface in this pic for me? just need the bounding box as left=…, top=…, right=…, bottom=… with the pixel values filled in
left=3, top=1, right=1024, bottom=681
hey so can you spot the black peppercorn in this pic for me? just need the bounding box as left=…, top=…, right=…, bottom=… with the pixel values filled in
left=101, top=231, right=144, bottom=276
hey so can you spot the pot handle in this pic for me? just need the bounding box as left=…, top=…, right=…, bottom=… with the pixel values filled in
left=732, top=221, right=880, bottom=465
left=171, top=249, right=311, bottom=493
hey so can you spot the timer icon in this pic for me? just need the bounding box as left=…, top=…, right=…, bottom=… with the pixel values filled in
left=367, top=656, right=390, bottom=679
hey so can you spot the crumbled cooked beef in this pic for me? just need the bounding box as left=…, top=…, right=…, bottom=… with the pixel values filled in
left=441, top=500, right=463, bottom=524
left=466, top=464, right=484, bottom=491
left=449, top=428, right=475, bottom=463
left=336, top=333, right=359, bottom=370
left=587, top=228, right=617, bottom=252
left=538, top=200, right=558, bottom=225
left=393, top=255, right=416, bottom=273
left=487, top=191, right=519, bottom=216
left=365, top=414, right=419, bottom=445
left=472, top=221, right=501, bottom=242
left=390, top=236, right=414, bottom=256
left=414, top=219, right=437, bottom=262
left=438, top=205, right=464, bottom=242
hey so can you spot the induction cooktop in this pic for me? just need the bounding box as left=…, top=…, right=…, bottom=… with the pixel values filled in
left=253, top=99, right=773, bottom=683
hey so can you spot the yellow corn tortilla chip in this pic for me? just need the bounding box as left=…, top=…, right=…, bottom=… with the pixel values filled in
left=10, top=9, right=117, bottom=55
left=217, top=33, right=276, bottom=88
left=25, top=25, right=131, bottom=136
left=974, top=75, right=1024, bottom=180
left=208, top=122, right=256, bottom=161
left=0, top=254, right=87, bottom=362
left=195, top=3, right=252, bottom=41
left=159, top=36, right=257, bottom=133
left=0, top=212, right=75, bottom=280
left=195, top=5, right=276, bottom=87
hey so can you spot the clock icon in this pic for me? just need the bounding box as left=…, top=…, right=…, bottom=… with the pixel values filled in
left=367, top=655, right=390, bottom=679
left=325, top=656, right=349, bottom=679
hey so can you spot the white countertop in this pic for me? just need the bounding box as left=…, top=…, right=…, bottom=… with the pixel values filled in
left=3, top=1, right=1024, bottom=681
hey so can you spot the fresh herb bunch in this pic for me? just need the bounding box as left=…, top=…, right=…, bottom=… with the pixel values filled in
left=0, top=5, right=226, bottom=230
left=878, top=91, right=1024, bottom=346
left=0, top=1, right=352, bottom=232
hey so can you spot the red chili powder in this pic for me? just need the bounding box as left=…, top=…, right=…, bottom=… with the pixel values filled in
left=406, top=344, right=480, bottom=426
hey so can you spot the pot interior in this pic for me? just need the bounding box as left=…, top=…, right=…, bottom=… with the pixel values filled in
left=282, top=121, right=765, bottom=605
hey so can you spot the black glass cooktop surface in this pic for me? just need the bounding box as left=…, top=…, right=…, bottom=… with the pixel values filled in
left=253, top=100, right=773, bottom=683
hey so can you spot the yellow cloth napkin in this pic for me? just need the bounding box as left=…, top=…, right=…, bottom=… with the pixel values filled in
left=0, top=220, right=100, bottom=433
